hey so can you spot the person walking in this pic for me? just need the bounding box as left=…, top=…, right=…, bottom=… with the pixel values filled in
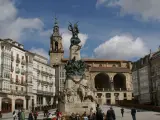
left=106, top=107, right=116, bottom=120
left=0, top=111, right=2, bottom=119
left=20, top=109, right=25, bottom=120
left=131, top=107, right=136, bottom=120
left=18, top=110, right=21, bottom=120
left=13, top=110, right=17, bottom=120
left=33, top=111, right=38, bottom=120
left=28, top=111, right=34, bottom=120
left=121, top=108, right=124, bottom=117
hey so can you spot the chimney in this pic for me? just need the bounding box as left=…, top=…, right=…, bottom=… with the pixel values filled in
left=150, top=49, right=151, bottom=54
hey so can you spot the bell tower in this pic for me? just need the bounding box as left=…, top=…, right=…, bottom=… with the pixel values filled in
left=49, top=18, right=64, bottom=66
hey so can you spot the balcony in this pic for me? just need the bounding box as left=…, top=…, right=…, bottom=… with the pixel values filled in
left=16, top=57, right=20, bottom=63
left=10, top=78, right=14, bottom=84
left=15, top=68, right=20, bottom=74
left=15, top=79, right=20, bottom=85
left=26, top=80, right=32, bottom=84
left=21, top=81, right=27, bottom=86
left=11, top=55, right=14, bottom=61
left=21, top=69, right=26, bottom=75
left=10, top=90, right=26, bottom=96
left=21, top=59, right=26, bottom=65
left=36, top=90, right=53, bottom=96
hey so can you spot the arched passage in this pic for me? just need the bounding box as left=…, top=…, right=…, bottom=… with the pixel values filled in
left=113, top=73, right=126, bottom=91
left=1, top=98, right=12, bottom=113
left=15, top=99, right=23, bottom=110
left=94, top=73, right=111, bottom=91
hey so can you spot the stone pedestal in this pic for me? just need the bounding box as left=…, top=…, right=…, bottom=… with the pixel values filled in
left=60, top=102, right=96, bottom=115
left=70, top=45, right=81, bottom=60
left=61, top=76, right=96, bottom=115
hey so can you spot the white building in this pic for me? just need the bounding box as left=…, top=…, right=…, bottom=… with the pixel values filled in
left=0, top=39, right=55, bottom=113
left=32, top=54, right=55, bottom=109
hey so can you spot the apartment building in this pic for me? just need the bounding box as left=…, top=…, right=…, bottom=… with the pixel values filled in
left=0, top=39, right=55, bottom=113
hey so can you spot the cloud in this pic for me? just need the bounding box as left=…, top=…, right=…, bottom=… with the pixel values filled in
left=30, top=47, right=49, bottom=59
left=94, top=35, right=149, bottom=60
left=0, top=0, right=43, bottom=41
left=96, top=0, right=160, bottom=21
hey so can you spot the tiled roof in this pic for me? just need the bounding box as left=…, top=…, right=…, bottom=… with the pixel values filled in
left=90, top=67, right=131, bottom=73
left=61, top=58, right=130, bottom=62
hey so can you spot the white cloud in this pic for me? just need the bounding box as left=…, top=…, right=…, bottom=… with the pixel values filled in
left=96, top=0, right=160, bottom=21
left=0, top=0, right=43, bottom=41
left=94, top=35, right=149, bottom=60
left=30, top=47, right=49, bottom=59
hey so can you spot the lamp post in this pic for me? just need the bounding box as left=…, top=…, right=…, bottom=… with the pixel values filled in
left=56, top=99, right=58, bottom=109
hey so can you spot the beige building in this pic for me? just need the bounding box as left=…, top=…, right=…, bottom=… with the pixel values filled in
left=0, top=39, right=55, bottom=113
left=49, top=19, right=133, bottom=105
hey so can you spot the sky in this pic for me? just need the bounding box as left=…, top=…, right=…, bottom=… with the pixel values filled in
left=0, top=0, right=160, bottom=61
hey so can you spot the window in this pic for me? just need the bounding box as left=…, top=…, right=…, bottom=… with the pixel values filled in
left=16, top=86, right=18, bottom=91
left=21, top=87, right=23, bottom=91
left=17, top=54, right=19, bottom=58
left=16, top=75, right=18, bottom=82
left=124, top=93, right=127, bottom=97
left=21, top=76, right=23, bottom=83
left=105, top=93, right=111, bottom=98
left=16, top=64, right=18, bottom=67
left=1, top=46, right=4, bottom=49
left=22, top=56, right=24, bottom=59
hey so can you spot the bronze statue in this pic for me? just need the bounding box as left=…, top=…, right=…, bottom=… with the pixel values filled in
left=68, top=22, right=81, bottom=48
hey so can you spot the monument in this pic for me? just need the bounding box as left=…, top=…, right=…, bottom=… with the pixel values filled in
left=59, top=22, right=97, bottom=114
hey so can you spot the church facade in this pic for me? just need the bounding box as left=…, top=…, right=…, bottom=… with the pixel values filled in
left=49, top=19, right=133, bottom=105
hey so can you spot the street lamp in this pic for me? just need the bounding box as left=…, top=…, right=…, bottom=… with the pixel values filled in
left=56, top=99, right=58, bottom=109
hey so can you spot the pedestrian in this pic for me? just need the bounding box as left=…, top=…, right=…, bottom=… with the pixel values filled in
left=33, top=111, right=38, bottom=120
left=75, top=113, right=80, bottom=120
left=121, top=108, right=124, bottom=117
left=20, top=109, right=25, bottom=120
left=28, top=111, right=33, bottom=120
left=13, top=110, right=17, bottom=120
left=83, top=112, right=88, bottom=120
left=131, top=107, right=136, bottom=120
left=106, top=107, right=116, bottom=120
left=18, top=110, right=21, bottom=120
left=0, top=111, right=2, bottom=118
left=70, top=113, right=76, bottom=120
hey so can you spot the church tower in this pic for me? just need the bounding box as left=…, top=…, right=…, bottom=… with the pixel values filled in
left=49, top=18, right=64, bottom=66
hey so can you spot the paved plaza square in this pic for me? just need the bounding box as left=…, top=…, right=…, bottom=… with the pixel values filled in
left=101, top=105, right=160, bottom=120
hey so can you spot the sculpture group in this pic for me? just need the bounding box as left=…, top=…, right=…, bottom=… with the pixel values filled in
left=59, top=22, right=97, bottom=114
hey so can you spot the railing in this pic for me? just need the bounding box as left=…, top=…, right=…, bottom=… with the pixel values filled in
left=15, top=68, right=20, bottom=74
left=21, top=69, right=26, bottom=75
left=10, top=90, right=26, bottom=95
left=37, top=90, right=53, bottom=96
left=21, top=59, right=26, bottom=65
left=96, top=88, right=129, bottom=92
left=16, top=57, right=20, bottom=63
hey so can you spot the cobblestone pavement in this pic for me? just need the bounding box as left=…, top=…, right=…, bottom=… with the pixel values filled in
left=2, top=109, right=56, bottom=120
left=101, top=105, right=160, bottom=120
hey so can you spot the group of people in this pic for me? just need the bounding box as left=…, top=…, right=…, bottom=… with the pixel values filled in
left=69, top=104, right=137, bottom=120
left=12, top=109, right=38, bottom=120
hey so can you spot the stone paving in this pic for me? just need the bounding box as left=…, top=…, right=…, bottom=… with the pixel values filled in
left=2, top=106, right=160, bottom=120
left=101, top=105, right=160, bottom=120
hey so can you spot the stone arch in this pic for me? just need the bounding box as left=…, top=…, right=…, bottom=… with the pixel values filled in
left=1, top=98, right=12, bottom=113
left=113, top=73, right=126, bottom=91
left=15, top=99, right=23, bottom=110
left=94, top=72, right=111, bottom=91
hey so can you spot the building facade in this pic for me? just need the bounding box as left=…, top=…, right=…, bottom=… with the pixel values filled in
left=49, top=19, right=133, bottom=105
left=150, top=49, right=160, bottom=106
left=132, top=54, right=152, bottom=104
left=0, top=39, right=55, bottom=113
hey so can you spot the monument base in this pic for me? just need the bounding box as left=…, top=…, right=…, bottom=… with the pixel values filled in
left=60, top=102, right=96, bottom=115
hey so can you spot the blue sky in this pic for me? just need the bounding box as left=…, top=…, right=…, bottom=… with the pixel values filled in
left=0, top=0, right=160, bottom=60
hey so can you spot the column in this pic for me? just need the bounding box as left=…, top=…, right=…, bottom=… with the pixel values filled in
left=12, top=99, right=15, bottom=112
left=23, top=99, right=26, bottom=110
left=0, top=97, right=2, bottom=111
left=110, top=77, right=114, bottom=91
left=43, top=97, right=46, bottom=106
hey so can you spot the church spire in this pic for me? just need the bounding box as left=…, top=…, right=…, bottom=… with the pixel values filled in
left=52, top=17, right=60, bottom=36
